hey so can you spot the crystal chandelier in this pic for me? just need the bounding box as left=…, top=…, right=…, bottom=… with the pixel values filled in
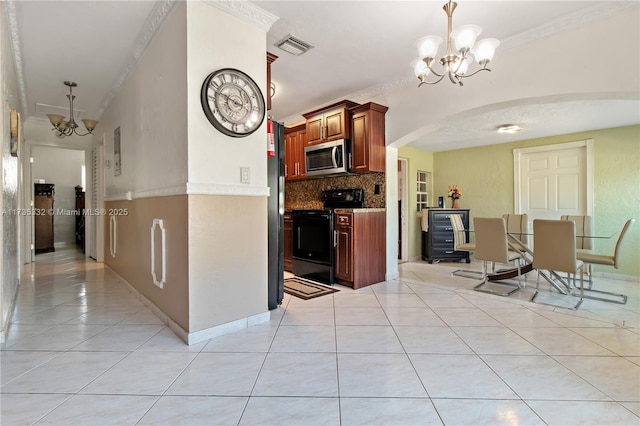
left=46, top=81, right=98, bottom=137
left=411, top=1, right=499, bottom=86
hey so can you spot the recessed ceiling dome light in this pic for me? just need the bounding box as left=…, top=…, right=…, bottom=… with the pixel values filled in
left=497, top=124, right=523, bottom=134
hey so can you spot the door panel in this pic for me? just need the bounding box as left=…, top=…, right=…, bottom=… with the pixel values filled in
left=516, top=142, right=590, bottom=222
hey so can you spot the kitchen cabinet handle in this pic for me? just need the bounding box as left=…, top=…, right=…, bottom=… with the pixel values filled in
left=334, top=230, right=337, bottom=247
left=284, top=164, right=288, bottom=177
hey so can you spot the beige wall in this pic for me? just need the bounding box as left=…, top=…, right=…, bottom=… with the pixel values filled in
left=432, top=125, right=640, bottom=278
left=104, top=196, right=189, bottom=330
left=188, top=195, right=267, bottom=332
left=398, top=147, right=434, bottom=260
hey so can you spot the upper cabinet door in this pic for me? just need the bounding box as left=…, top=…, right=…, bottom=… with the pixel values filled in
left=303, top=100, right=359, bottom=146
left=349, top=102, right=388, bottom=173
left=305, top=114, right=324, bottom=145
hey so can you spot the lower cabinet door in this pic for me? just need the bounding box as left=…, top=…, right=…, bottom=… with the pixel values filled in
left=335, top=226, right=353, bottom=283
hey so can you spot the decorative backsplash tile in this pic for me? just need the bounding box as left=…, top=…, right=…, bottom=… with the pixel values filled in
left=285, top=172, right=386, bottom=210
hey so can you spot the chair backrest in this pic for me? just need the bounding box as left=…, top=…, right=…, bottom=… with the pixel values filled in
left=533, top=219, right=579, bottom=274
left=474, top=217, right=510, bottom=263
left=612, top=219, right=635, bottom=268
left=502, top=214, right=529, bottom=248
left=560, top=215, right=593, bottom=250
left=449, top=214, right=467, bottom=249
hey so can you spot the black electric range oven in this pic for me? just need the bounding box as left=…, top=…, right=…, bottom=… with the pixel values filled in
left=292, top=189, right=365, bottom=284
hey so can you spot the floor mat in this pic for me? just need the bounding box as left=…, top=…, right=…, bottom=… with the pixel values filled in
left=284, top=277, right=340, bottom=300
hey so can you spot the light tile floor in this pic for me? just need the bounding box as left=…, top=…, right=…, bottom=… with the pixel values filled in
left=1, top=248, right=639, bottom=425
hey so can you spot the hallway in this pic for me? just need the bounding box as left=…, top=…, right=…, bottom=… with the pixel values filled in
left=1, top=248, right=639, bottom=425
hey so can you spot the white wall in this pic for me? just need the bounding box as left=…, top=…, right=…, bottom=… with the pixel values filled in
left=32, top=145, right=85, bottom=245
left=1, top=1, right=22, bottom=341
left=186, top=2, right=268, bottom=193
left=98, top=2, right=188, bottom=200
left=379, top=6, right=640, bottom=148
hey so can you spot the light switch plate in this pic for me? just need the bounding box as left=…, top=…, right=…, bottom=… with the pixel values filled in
left=241, top=167, right=250, bottom=184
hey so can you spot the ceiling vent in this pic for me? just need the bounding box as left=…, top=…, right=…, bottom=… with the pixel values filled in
left=275, top=34, right=313, bottom=56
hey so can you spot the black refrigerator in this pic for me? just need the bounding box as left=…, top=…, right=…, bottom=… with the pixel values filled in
left=267, top=120, right=285, bottom=309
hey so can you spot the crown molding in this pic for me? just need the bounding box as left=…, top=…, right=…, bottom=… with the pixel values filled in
left=96, top=1, right=177, bottom=118
left=5, top=1, right=27, bottom=114
left=203, top=0, right=279, bottom=32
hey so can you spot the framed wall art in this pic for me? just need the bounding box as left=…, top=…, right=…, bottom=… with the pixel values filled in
left=9, top=109, right=19, bottom=157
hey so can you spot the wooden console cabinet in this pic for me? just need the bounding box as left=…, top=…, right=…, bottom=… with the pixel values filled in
left=335, top=209, right=385, bottom=289
left=422, top=208, right=470, bottom=264
left=34, top=183, right=55, bottom=254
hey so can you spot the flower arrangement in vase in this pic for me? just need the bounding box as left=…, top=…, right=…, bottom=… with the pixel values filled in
left=448, top=185, right=462, bottom=208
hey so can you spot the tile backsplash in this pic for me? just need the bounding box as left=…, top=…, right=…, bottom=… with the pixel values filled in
left=285, top=172, right=386, bottom=210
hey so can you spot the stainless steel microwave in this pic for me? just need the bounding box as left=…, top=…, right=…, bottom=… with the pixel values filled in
left=304, top=139, right=349, bottom=177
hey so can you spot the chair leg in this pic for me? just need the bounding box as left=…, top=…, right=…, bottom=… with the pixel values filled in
left=451, top=252, right=484, bottom=279
left=532, top=268, right=584, bottom=310
left=474, top=260, right=520, bottom=297
left=569, top=263, right=627, bottom=304
left=571, top=267, right=584, bottom=310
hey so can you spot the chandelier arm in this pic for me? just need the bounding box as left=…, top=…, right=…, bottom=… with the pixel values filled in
left=418, top=73, right=448, bottom=86
left=424, top=63, right=444, bottom=78
left=457, top=67, right=491, bottom=79
left=72, top=128, right=93, bottom=137
left=448, top=71, right=462, bottom=86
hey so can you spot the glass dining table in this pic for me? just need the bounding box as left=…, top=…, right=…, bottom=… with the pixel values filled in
left=498, top=230, right=616, bottom=295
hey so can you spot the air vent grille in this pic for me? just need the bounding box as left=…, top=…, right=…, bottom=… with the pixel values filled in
left=275, top=34, right=313, bottom=56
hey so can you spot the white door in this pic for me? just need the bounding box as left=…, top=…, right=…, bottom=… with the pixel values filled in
left=514, top=140, right=593, bottom=222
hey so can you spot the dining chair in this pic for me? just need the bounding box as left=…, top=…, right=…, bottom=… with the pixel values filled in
left=449, top=214, right=482, bottom=278
left=502, top=213, right=529, bottom=253
left=473, top=217, right=523, bottom=296
left=574, top=218, right=635, bottom=304
left=560, top=215, right=593, bottom=251
left=532, top=219, right=584, bottom=310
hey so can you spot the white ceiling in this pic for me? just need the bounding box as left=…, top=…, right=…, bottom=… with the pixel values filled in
left=7, top=1, right=640, bottom=152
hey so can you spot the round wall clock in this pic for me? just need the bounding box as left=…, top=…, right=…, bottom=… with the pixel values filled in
left=200, top=68, right=266, bottom=138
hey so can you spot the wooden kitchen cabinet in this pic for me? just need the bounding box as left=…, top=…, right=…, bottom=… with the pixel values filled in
left=350, top=102, right=388, bottom=173
left=335, top=210, right=385, bottom=289
left=303, top=100, right=358, bottom=145
left=284, top=124, right=306, bottom=181
left=284, top=212, right=293, bottom=272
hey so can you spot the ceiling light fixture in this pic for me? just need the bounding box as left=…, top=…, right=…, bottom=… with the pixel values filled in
left=411, top=1, right=499, bottom=86
left=497, top=124, right=523, bottom=134
left=46, top=81, right=98, bottom=137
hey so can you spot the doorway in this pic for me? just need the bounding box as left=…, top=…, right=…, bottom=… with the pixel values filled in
left=514, top=140, right=594, bottom=223
left=30, top=146, right=85, bottom=256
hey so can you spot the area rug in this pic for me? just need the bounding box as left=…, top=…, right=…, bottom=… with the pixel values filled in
left=284, top=277, right=340, bottom=300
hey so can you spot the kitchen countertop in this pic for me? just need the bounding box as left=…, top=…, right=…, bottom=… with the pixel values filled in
left=334, top=208, right=386, bottom=213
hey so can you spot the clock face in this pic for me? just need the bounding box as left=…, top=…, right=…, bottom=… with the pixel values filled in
left=201, top=68, right=266, bottom=137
